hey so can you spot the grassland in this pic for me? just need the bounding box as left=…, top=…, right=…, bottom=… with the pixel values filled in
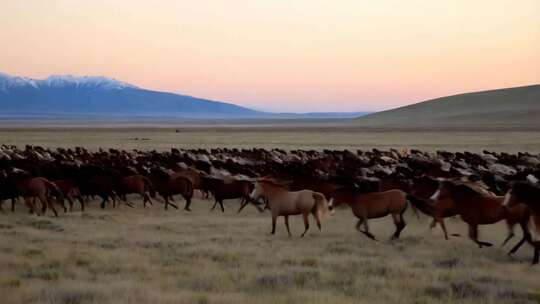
left=1, top=123, right=539, bottom=303
left=0, top=195, right=539, bottom=304
left=1, top=124, right=540, bottom=153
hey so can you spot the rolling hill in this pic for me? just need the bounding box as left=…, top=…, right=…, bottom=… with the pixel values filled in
left=355, top=85, right=540, bottom=128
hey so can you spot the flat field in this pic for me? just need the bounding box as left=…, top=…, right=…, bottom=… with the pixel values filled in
left=0, top=123, right=539, bottom=153
left=0, top=196, right=539, bottom=304
left=1, top=122, right=539, bottom=303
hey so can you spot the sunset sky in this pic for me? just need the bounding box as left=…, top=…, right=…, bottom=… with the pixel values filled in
left=1, top=0, right=539, bottom=112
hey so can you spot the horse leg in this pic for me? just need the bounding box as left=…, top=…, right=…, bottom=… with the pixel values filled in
left=468, top=225, right=492, bottom=248
left=284, top=215, right=292, bottom=237
left=183, top=194, right=191, bottom=211
left=219, top=199, right=225, bottom=213
left=11, top=198, right=16, bottom=212
left=391, top=213, right=406, bottom=240
left=355, top=218, right=365, bottom=232
left=211, top=199, right=218, bottom=211
left=40, top=197, right=47, bottom=215
left=42, top=195, right=58, bottom=217
left=508, top=222, right=531, bottom=256
left=301, top=213, right=310, bottom=238
left=164, top=196, right=169, bottom=210
left=143, top=193, right=153, bottom=206
left=501, top=222, right=515, bottom=247
left=438, top=219, right=452, bottom=240
left=100, top=194, right=108, bottom=209
left=66, top=196, right=74, bottom=212
left=429, top=218, right=437, bottom=229
left=360, top=218, right=377, bottom=241
left=271, top=215, right=277, bottom=235
left=77, top=196, right=85, bottom=211
left=238, top=197, right=249, bottom=213
left=312, top=210, right=322, bottom=231
left=24, top=197, right=36, bottom=215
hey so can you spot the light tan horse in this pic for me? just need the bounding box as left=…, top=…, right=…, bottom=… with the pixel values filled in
left=250, top=179, right=328, bottom=237
left=329, top=187, right=408, bottom=240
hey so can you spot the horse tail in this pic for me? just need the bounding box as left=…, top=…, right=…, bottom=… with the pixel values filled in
left=142, top=177, right=156, bottom=198
left=312, top=192, right=328, bottom=215
left=406, top=194, right=433, bottom=216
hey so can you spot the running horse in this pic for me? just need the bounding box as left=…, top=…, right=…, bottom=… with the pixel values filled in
left=201, top=176, right=255, bottom=213
left=250, top=178, right=328, bottom=237
left=430, top=180, right=530, bottom=252
left=329, top=187, right=408, bottom=240
left=150, top=169, right=194, bottom=211
left=503, top=181, right=540, bottom=264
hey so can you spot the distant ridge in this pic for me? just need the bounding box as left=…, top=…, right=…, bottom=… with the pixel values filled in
left=354, top=85, right=540, bottom=128
left=0, top=72, right=364, bottom=119
left=0, top=72, right=263, bottom=118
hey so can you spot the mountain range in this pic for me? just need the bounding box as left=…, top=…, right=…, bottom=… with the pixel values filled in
left=0, top=72, right=268, bottom=118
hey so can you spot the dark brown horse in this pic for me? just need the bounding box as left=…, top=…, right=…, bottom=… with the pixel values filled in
left=54, top=180, right=85, bottom=212
left=14, top=175, right=62, bottom=216
left=503, top=181, right=540, bottom=264
left=409, top=176, right=459, bottom=239
left=430, top=181, right=530, bottom=251
left=201, top=176, right=254, bottom=212
left=173, top=168, right=208, bottom=198
left=329, top=187, right=408, bottom=240
left=117, top=175, right=155, bottom=207
left=150, top=169, right=193, bottom=210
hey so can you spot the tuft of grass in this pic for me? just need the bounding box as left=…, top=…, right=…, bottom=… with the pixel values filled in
left=25, top=219, right=64, bottom=232
left=1, top=278, right=21, bottom=288
left=22, top=248, right=43, bottom=258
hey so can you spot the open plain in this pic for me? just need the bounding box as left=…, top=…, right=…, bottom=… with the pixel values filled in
left=1, top=122, right=540, bottom=153
left=0, top=196, right=539, bottom=304
left=1, top=123, right=540, bottom=303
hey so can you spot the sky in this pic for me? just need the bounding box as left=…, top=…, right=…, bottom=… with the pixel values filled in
left=0, top=0, right=539, bottom=113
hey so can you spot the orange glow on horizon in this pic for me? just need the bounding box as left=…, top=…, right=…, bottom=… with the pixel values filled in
left=1, top=0, right=538, bottom=112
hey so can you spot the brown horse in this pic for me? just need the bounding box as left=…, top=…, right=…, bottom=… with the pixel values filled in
left=250, top=179, right=328, bottom=237
left=430, top=180, right=530, bottom=251
left=117, top=175, right=155, bottom=207
left=201, top=176, right=254, bottom=212
left=54, top=180, right=85, bottom=212
left=150, top=169, right=194, bottom=210
left=411, top=177, right=529, bottom=248
left=15, top=176, right=62, bottom=217
left=503, top=181, right=540, bottom=264
left=173, top=168, right=208, bottom=198
left=409, top=176, right=460, bottom=240
left=329, top=187, right=408, bottom=240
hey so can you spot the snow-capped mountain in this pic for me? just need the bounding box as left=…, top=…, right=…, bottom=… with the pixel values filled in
left=0, top=72, right=136, bottom=92
left=0, top=72, right=262, bottom=117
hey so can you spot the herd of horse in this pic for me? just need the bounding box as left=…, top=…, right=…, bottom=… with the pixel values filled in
left=0, top=145, right=539, bottom=264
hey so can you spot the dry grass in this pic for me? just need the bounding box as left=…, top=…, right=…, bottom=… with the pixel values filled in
left=1, top=195, right=539, bottom=304
left=1, top=126, right=540, bottom=153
